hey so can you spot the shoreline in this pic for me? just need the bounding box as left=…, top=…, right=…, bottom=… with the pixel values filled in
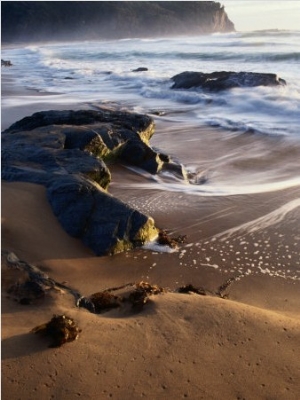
left=2, top=66, right=300, bottom=399
left=1, top=71, right=85, bottom=131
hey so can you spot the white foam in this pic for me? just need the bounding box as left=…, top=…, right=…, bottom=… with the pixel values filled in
left=142, top=241, right=178, bottom=253
left=115, top=174, right=300, bottom=197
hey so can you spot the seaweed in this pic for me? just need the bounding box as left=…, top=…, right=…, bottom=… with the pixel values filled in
left=157, top=229, right=187, bottom=248
left=177, top=284, right=206, bottom=296
left=31, top=314, right=81, bottom=347
left=79, top=291, right=122, bottom=314
left=77, top=281, right=165, bottom=314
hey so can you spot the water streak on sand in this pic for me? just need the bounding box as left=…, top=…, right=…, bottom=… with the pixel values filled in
left=214, top=198, right=300, bottom=241
left=118, top=166, right=300, bottom=196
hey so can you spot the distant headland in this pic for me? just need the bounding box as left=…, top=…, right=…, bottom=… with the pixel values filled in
left=1, top=1, right=235, bottom=43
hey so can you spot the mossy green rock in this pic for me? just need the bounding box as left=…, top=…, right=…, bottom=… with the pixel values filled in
left=46, top=175, right=158, bottom=256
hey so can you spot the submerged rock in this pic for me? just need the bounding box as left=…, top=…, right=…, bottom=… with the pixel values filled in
left=1, top=59, right=13, bottom=66
left=132, top=67, right=148, bottom=72
left=171, top=71, right=286, bottom=91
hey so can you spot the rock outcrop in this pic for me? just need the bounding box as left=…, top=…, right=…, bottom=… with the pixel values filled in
left=1, top=2, right=235, bottom=43
left=171, top=71, right=287, bottom=91
left=3, top=109, right=185, bottom=176
left=46, top=175, right=157, bottom=256
left=2, top=109, right=170, bottom=255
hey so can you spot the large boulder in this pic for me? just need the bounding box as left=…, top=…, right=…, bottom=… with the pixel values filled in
left=1, top=126, right=111, bottom=189
left=171, top=71, right=286, bottom=91
left=46, top=175, right=157, bottom=256
left=2, top=109, right=166, bottom=174
left=3, top=109, right=155, bottom=141
left=2, top=108, right=167, bottom=255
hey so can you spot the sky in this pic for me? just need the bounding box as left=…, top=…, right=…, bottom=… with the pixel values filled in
left=221, top=1, right=300, bottom=31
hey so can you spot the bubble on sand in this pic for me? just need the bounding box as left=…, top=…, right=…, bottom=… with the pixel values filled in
left=201, top=263, right=219, bottom=269
left=191, top=199, right=300, bottom=281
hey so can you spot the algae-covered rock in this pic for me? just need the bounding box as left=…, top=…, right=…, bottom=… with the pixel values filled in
left=46, top=175, right=158, bottom=255
left=2, top=108, right=186, bottom=255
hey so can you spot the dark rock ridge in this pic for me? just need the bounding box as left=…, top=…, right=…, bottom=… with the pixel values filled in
left=3, top=108, right=188, bottom=255
left=3, top=109, right=184, bottom=176
left=132, top=67, right=149, bottom=73
left=1, top=1, right=235, bottom=44
left=171, top=71, right=287, bottom=91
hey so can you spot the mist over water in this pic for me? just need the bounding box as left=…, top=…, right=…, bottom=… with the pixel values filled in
left=2, top=30, right=300, bottom=196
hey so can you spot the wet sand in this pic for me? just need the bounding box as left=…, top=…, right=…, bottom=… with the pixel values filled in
left=2, top=74, right=300, bottom=399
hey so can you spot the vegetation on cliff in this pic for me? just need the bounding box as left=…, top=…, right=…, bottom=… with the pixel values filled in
left=1, top=1, right=235, bottom=43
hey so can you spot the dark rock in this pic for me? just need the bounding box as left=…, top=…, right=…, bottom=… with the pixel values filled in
left=171, top=71, right=286, bottom=91
left=2, top=108, right=159, bottom=178
left=2, top=108, right=194, bottom=255
left=2, top=109, right=162, bottom=255
left=3, top=109, right=155, bottom=140
left=88, top=291, right=122, bottom=313
left=1, top=59, right=13, bottom=67
left=46, top=175, right=157, bottom=255
left=171, top=71, right=208, bottom=89
left=132, top=67, right=148, bottom=72
left=120, top=139, right=164, bottom=174
left=2, top=109, right=189, bottom=177
left=1, top=127, right=111, bottom=189
left=7, top=280, right=46, bottom=304
left=149, top=110, right=166, bottom=116
left=161, top=162, right=188, bottom=180
left=159, top=153, right=170, bottom=162
left=31, top=314, right=81, bottom=348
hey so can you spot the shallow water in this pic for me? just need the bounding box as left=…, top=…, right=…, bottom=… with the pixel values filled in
left=2, top=31, right=300, bottom=282
left=2, top=30, right=300, bottom=195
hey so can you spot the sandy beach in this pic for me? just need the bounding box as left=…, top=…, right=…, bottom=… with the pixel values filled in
left=2, top=72, right=300, bottom=400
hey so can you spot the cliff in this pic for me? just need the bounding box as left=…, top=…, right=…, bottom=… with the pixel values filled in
left=1, top=1, right=235, bottom=43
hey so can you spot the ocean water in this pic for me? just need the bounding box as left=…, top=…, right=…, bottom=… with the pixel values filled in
left=2, top=30, right=300, bottom=197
